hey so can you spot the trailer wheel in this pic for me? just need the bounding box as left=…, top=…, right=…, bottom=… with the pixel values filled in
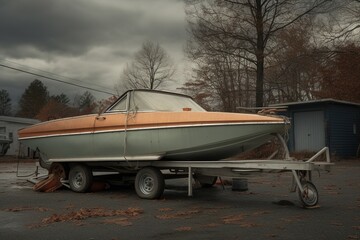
left=49, top=162, right=68, bottom=179
left=69, top=164, right=93, bottom=193
left=298, top=181, right=318, bottom=208
left=135, top=167, right=164, bottom=199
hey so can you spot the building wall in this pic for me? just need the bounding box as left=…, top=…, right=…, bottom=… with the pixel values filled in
left=293, top=110, right=326, bottom=151
left=327, top=103, right=360, bottom=157
left=284, top=102, right=360, bottom=157
left=0, top=117, right=39, bottom=156
left=284, top=103, right=326, bottom=153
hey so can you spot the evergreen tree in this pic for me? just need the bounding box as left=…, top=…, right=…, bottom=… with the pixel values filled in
left=74, top=91, right=97, bottom=114
left=17, top=79, right=49, bottom=118
left=52, top=93, right=70, bottom=105
left=0, top=89, right=12, bottom=116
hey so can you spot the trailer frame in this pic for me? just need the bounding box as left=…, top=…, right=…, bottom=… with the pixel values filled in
left=32, top=134, right=333, bottom=208
left=91, top=134, right=332, bottom=207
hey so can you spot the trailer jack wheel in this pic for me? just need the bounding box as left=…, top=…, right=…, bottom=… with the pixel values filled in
left=298, top=181, right=318, bottom=208
left=135, top=167, right=164, bottom=199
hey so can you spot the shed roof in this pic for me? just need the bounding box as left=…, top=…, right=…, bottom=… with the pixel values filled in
left=270, top=98, right=360, bottom=108
left=0, top=116, right=40, bottom=125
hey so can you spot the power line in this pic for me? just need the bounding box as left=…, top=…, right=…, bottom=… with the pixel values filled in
left=0, top=61, right=116, bottom=96
left=2, top=59, right=115, bottom=93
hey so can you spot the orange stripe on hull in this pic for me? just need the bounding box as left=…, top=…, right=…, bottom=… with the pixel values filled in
left=18, top=112, right=285, bottom=139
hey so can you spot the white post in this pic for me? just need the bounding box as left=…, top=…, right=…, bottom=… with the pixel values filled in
left=277, top=133, right=290, bottom=160
left=306, top=147, right=328, bottom=163
left=326, top=147, right=331, bottom=163
left=188, top=167, right=193, bottom=197
left=292, top=170, right=303, bottom=192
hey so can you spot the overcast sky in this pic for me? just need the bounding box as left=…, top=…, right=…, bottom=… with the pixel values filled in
left=0, top=0, right=188, bottom=111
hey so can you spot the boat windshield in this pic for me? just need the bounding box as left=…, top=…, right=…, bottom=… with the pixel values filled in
left=108, top=90, right=206, bottom=112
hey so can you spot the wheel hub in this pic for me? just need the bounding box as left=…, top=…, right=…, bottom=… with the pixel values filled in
left=140, top=176, right=154, bottom=194
left=73, top=172, right=84, bottom=188
left=303, top=188, right=315, bottom=201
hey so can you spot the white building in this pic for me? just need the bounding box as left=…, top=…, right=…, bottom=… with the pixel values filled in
left=0, top=116, right=40, bottom=156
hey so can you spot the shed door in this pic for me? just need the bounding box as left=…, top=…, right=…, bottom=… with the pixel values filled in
left=294, top=111, right=325, bottom=152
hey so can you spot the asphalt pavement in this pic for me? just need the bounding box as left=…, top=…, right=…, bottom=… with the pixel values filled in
left=0, top=158, right=359, bottom=240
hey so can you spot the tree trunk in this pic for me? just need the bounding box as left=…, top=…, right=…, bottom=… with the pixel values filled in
left=255, top=0, right=264, bottom=107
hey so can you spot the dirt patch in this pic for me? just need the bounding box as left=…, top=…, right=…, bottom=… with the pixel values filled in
left=102, top=217, right=133, bottom=226
left=280, top=214, right=307, bottom=223
left=29, top=207, right=143, bottom=228
left=156, top=206, right=227, bottom=220
left=323, top=184, right=341, bottom=195
left=221, top=210, right=272, bottom=228
left=221, top=213, right=248, bottom=224
left=202, top=223, right=221, bottom=228
left=4, top=206, right=51, bottom=212
left=156, top=209, right=200, bottom=220
left=221, top=213, right=261, bottom=228
left=175, top=226, right=192, bottom=231
left=158, top=207, right=173, bottom=212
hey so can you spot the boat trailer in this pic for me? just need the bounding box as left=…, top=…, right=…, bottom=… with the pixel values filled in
left=30, top=135, right=333, bottom=208
left=150, top=146, right=331, bottom=208
left=122, top=134, right=332, bottom=207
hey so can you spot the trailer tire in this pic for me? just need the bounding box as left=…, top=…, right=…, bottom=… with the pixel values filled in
left=49, top=162, right=68, bottom=179
left=298, top=181, right=318, bottom=208
left=135, top=167, right=164, bottom=199
left=69, top=164, right=93, bottom=193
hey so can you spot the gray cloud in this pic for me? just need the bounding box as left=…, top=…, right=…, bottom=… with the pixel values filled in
left=0, top=0, right=143, bottom=57
left=0, top=0, right=187, bottom=112
left=0, top=0, right=186, bottom=58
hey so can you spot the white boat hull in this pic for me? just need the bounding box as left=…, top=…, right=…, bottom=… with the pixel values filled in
left=20, top=122, right=286, bottom=162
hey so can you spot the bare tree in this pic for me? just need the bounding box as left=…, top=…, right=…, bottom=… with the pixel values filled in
left=266, top=17, right=323, bottom=103
left=314, top=44, right=360, bottom=103
left=182, top=48, right=255, bottom=111
left=185, top=0, right=331, bottom=107
left=119, top=40, right=176, bottom=91
left=320, top=0, right=360, bottom=45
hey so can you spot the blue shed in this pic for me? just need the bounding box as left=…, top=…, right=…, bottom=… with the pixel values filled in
left=271, top=99, right=360, bottom=157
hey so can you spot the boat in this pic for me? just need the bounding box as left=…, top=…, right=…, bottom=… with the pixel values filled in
left=18, top=90, right=332, bottom=207
left=18, top=89, right=289, bottom=164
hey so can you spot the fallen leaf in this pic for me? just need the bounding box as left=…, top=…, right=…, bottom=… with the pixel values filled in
left=35, top=207, right=143, bottom=227
left=330, top=222, right=344, bottom=226
left=4, top=207, right=50, bottom=212
left=102, top=218, right=132, bottom=226
left=156, top=209, right=200, bottom=220
left=253, top=210, right=271, bottom=216
left=265, top=233, right=277, bottom=238
left=239, top=222, right=260, bottom=228
left=175, top=226, right=192, bottom=231
left=202, top=223, right=220, bottom=228
left=222, top=214, right=248, bottom=224
left=158, top=208, right=173, bottom=212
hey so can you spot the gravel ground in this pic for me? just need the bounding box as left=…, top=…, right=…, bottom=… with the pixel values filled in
left=0, top=158, right=359, bottom=240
